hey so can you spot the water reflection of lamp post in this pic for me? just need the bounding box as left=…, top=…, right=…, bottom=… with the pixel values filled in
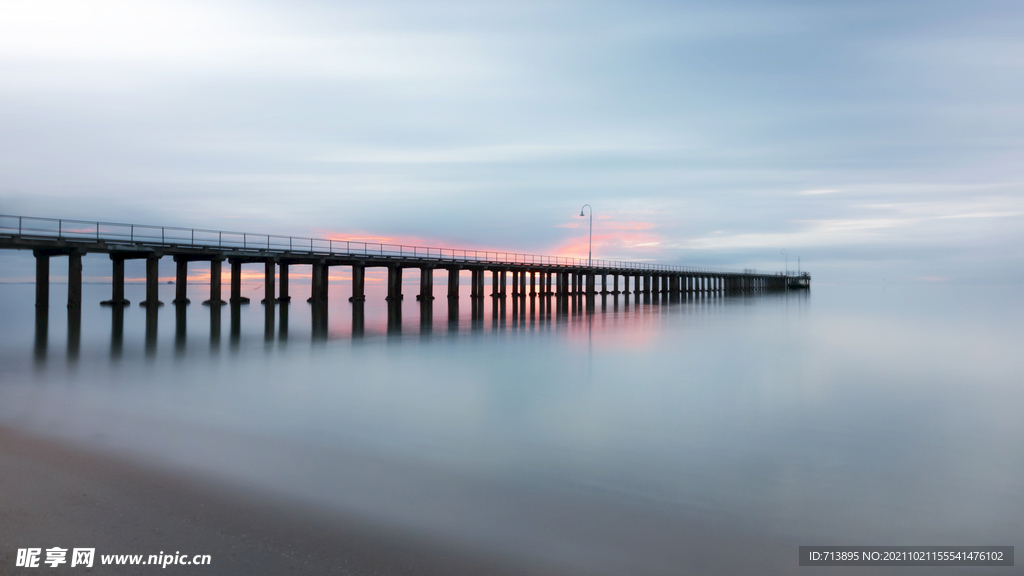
left=580, top=204, right=592, bottom=267
left=781, top=249, right=788, bottom=276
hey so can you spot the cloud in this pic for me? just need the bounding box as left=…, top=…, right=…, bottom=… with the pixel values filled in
left=2, top=0, right=1024, bottom=283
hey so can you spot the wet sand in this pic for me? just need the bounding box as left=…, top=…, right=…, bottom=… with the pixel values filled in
left=0, top=425, right=574, bottom=575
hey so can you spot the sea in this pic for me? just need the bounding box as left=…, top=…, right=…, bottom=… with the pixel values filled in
left=1, top=279, right=1021, bottom=574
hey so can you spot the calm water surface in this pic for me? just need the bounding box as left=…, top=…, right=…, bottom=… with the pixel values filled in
left=1, top=281, right=1021, bottom=574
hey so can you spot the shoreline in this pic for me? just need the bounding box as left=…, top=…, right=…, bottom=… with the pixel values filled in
left=0, top=425, right=575, bottom=575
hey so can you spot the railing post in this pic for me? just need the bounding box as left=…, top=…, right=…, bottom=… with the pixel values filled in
left=192, top=229, right=194, bottom=245
left=219, top=231, right=222, bottom=247
left=59, top=219, right=62, bottom=238
left=244, top=233, right=247, bottom=248
left=96, top=222, right=99, bottom=240
left=19, top=216, right=22, bottom=235
left=162, top=227, right=165, bottom=243
left=131, top=225, right=134, bottom=242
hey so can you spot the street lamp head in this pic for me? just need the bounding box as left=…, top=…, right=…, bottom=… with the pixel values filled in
left=580, top=210, right=585, bottom=217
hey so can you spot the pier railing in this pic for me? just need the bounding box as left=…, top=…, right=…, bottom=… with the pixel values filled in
left=0, top=214, right=795, bottom=276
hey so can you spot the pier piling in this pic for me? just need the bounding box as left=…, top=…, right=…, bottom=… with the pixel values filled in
left=261, top=260, right=276, bottom=304
left=173, top=256, right=190, bottom=304
left=140, top=255, right=163, bottom=307
left=67, top=251, right=82, bottom=309
left=349, top=263, right=365, bottom=302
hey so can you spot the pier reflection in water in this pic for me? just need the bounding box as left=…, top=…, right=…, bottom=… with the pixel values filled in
left=27, top=283, right=791, bottom=357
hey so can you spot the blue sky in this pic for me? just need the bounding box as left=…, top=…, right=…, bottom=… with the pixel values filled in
left=1, top=0, right=1022, bottom=283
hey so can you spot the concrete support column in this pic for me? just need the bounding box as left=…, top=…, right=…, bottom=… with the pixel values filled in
left=205, top=259, right=224, bottom=305
left=347, top=263, right=365, bottom=302
left=102, top=256, right=130, bottom=306
left=261, top=261, right=276, bottom=304
left=500, top=269, right=507, bottom=297
left=470, top=270, right=479, bottom=297
left=587, top=272, right=595, bottom=295
left=309, top=263, right=321, bottom=303
left=173, top=257, right=190, bottom=304
left=386, top=265, right=403, bottom=301
left=530, top=271, right=536, bottom=296
left=613, top=274, right=619, bottom=294
left=279, top=264, right=290, bottom=302
left=600, top=274, right=607, bottom=294
left=511, top=270, right=519, bottom=296
left=520, top=270, right=526, bottom=297
left=491, top=269, right=500, bottom=297
left=34, top=251, right=49, bottom=307
left=67, top=251, right=83, bottom=309
left=307, top=262, right=327, bottom=303
left=642, top=274, right=650, bottom=294
left=447, top=268, right=459, bottom=299
left=321, top=264, right=330, bottom=302
left=141, top=255, right=163, bottom=307
left=230, top=260, right=249, bottom=304
left=418, top=266, right=435, bottom=301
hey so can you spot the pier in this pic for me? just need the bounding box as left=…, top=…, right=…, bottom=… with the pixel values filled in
left=1, top=215, right=810, bottom=318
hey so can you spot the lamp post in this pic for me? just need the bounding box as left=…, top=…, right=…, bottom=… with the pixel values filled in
left=580, top=204, right=592, bottom=267
left=781, top=249, right=788, bottom=276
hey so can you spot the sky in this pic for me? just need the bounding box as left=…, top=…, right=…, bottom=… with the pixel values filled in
left=1, top=0, right=1022, bottom=283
